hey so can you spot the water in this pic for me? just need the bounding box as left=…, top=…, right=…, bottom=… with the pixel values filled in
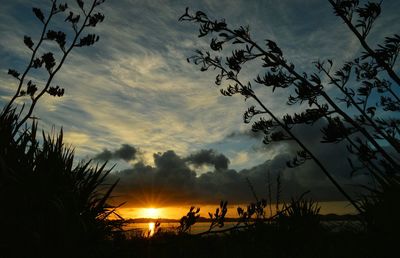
left=124, top=222, right=239, bottom=237
left=123, top=220, right=360, bottom=237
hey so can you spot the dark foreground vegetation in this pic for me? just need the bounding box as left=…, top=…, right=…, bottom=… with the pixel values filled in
left=94, top=223, right=393, bottom=258
left=0, top=0, right=399, bottom=257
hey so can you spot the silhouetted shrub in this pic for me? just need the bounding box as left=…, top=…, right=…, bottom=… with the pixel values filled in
left=0, top=108, right=123, bottom=257
left=277, top=198, right=322, bottom=233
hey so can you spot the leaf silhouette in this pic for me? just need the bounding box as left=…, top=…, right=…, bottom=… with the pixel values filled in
left=23, top=36, right=34, bottom=50
left=8, top=69, right=20, bottom=79
left=32, top=8, right=45, bottom=23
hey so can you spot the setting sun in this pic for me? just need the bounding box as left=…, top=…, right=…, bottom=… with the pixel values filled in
left=142, top=208, right=160, bottom=218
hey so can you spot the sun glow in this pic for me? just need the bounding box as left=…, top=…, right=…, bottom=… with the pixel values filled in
left=143, top=208, right=160, bottom=218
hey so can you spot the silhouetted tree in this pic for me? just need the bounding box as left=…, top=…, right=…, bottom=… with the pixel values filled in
left=179, top=0, right=400, bottom=219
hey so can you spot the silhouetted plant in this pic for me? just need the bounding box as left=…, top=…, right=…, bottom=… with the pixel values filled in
left=236, top=199, right=267, bottom=225
left=177, top=206, right=201, bottom=234
left=323, top=1, right=400, bottom=239
left=153, top=221, right=162, bottom=236
left=235, top=180, right=268, bottom=225
left=0, top=108, right=124, bottom=256
left=191, top=176, right=316, bottom=237
left=191, top=190, right=314, bottom=238
left=207, top=201, right=228, bottom=230
left=277, top=198, right=322, bottom=233
left=179, top=0, right=400, bottom=216
left=236, top=179, right=309, bottom=228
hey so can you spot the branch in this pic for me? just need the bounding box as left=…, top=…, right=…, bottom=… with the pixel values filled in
left=328, top=0, right=400, bottom=87
left=4, top=6, right=55, bottom=114
left=320, top=65, right=400, bottom=153
left=221, top=23, right=399, bottom=170
left=15, top=0, right=100, bottom=132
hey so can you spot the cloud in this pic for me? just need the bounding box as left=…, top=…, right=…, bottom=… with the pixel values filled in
left=231, top=151, right=250, bottom=166
left=106, top=115, right=386, bottom=208
left=63, top=131, right=90, bottom=146
left=185, top=149, right=230, bottom=170
left=107, top=150, right=198, bottom=206
left=94, top=144, right=138, bottom=162
left=225, top=129, right=263, bottom=140
left=107, top=135, right=371, bottom=207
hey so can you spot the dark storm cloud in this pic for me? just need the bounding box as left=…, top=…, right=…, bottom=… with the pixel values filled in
left=94, top=144, right=138, bottom=162
left=107, top=150, right=198, bottom=206
left=108, top=130, right=370, bottom=207
left=185, top=149, right=230, bottom=170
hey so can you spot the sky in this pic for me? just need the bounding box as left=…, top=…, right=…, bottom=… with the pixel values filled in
left=1, top=0, right=399, bottom=216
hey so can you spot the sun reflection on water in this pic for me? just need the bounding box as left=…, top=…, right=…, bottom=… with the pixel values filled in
left=148, top=222, right=155, bottom=237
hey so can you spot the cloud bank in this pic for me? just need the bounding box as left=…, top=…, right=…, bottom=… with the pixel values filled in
left=104, top=122, right=371, bottom=207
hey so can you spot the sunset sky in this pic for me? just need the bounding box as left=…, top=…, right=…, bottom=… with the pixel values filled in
left=1, top=0, right=399, bottom=218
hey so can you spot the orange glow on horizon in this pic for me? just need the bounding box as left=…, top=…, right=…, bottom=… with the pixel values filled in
left=116, top=201, right=356, bottom=220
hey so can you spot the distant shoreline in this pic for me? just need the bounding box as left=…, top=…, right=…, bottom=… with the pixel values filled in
left=121, top=213, right=358, bottom=224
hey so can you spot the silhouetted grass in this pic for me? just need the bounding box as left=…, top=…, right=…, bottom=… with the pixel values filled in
left=277, top=197, right=321, bottom=233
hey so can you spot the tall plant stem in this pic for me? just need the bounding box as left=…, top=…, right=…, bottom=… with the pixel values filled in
left=3, top=8, right=54, bottom=115
left=14, top=1, right=98, bottom=133
left=252, top=94, right=362, bottom=213
left=206, top=56, right=362, bottom=213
